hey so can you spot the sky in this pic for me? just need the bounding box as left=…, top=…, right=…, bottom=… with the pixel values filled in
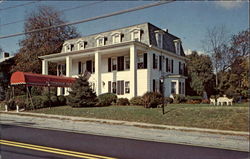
left=0, top=0, right=249, bottom=55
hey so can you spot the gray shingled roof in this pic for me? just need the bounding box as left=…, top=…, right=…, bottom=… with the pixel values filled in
left=62, top=22, right=185, bottom=56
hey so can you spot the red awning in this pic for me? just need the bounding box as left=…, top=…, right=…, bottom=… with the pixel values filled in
left=10, top=71, right=76, bottom=87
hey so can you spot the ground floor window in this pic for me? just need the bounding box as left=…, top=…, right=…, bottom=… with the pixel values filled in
left=112, top=82, right=116, bottom=94
left=171, top=82, right=176, bottom=94
left=125, top=81, right=130, bottom=94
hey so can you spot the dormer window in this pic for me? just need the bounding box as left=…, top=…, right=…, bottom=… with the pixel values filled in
left=77, top=40, right=86, bottom=50
left=111, top=32, right=122, bottom=44
left=155, top=30, right=164, bottom=49
left=95, top=35, right=106, bottom=47
left=130, top=28, right=142, bottom=41
left=174, top=39, right=181, bottom=55
left=63, top=43, right=75, bottom=52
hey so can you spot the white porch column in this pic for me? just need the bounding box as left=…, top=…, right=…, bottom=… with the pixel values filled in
left=147, top=51, right=153, bottom=92
left=130, top=45, right=137, bottom=97
left=42, top=60, right=48, bottom=75
left=176, top=80, right=180, bottom=94
left=65, top=56, right=72, bottom=95
left=66, top=56, right=72, bottom=77
left=95, top=51, right=101, bottom=95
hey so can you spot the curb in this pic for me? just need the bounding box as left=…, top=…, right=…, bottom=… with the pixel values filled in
left=1, top=111, right=249, bottom=137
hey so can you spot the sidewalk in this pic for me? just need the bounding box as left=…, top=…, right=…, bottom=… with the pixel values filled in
left=0, top=111, right=249, bottom=152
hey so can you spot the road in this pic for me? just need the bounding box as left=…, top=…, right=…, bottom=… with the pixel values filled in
left=0, top=124, right=249, bottom=159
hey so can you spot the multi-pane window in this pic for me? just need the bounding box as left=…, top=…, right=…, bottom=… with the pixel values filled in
left=133, top=31, right=140, bottom=41
left=125, top=56, right=130, bottom=69
left=112, top=58, right=117, bottom=71
left=166, top=58, right=169, bottom=72
left=171, top=82, right=176, bottom=94
left=117, top=81, right=124, bottom=95
left=130, top=28, right=141, bottom=41
left=112, top=82, right=116, bottom=94
left=112, top=34, right=121, bottom=44
left=156, top=33, right=163, bottom=48
left=137, top=54, right=144, bottom=69
left=125, top=81, right=130, bottom=94
left=58, top=64, right=66, bottom=76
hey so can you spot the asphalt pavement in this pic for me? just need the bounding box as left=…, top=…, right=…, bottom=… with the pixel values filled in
left=0, top=124, right=249, bottom=159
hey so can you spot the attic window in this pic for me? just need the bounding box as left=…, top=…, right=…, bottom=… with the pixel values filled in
left=112, top=32, right=122, bottom=44
left=77, top=40, right=86, bottom=50
left=174, top=39, right=181, bottom=55
left=130, top=28, right=142, bottom=42
left=95, top=35, right=106, bottom=47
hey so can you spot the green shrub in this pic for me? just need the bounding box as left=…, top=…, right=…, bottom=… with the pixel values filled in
left=173, top=94, right=186, bottom=104
left=58, top=95, right=66, bottom=105
left=50, top=96, right=59, bottom=106
left=117, top=98, right=130, bottom=106
left=14, top=95, right=27, bottom=109
left=165, top=97, right=173, bottom=104
left=130, top=96, right=143, bottom=106
left=97, top=93, right=117, bottom=106
left=67, top=75, right=97, bottom=107
left=142, top=92, right=163, bottom=108
left=32, top=96, right=50, bottom=109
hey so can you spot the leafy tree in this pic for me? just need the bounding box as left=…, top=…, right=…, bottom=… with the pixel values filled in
left=67, top=75, right=97, bottom=107
left=186, top=51, right=215, bottom=96
left=217, top=29, right=249, bottom=98
left=11, top=6, right=80, bottom=74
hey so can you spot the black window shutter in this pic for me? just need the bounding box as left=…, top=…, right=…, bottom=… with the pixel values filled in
left=108, top=58, right=111, bottom=72
left=166, top=58, right=168, bottom=72
left=153, top=79, right=155, bottom=92
left=179, top=62, right=181, bottom=74
left=159, top=56, right=162, bottom=71
left=153, top=54, right=156, bottom=69
left=117, top=81, right=121, bottom=95
left=171, top=59, right=174, bottom=73
left=117, top=56, right=124, bottom=71
left=78, top=62, right=82, bottom=74
left=121, top=80, right=124, bottom=95
left=108, top=81, right=111, bottom=93
left=143, top=53, right=147, bottom=69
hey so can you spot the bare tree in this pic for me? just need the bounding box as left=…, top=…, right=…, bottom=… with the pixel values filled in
left=202, top=25, right=229, bottom=87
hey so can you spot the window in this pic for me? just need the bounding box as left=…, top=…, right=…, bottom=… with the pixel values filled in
left=117, top=81, right=124, bottom=95
left=137, top=54, right=144, bottom=69
left=112, top=82, right=116, bottom=94
left=174, top=39, right=181, bottom=55
left=125, top=56, right=130, bottom=69
left=58, top=64, right=66, bottom=76
left=171, top=59, right=174, bottom=73
left=78, top=61, right=83, bottom=74
left=70, top=44, right=74, bottom=51
left=155, top=33, right=163, bottom=48
left=112, top=58, right=117, bottom=71
left=125, top=81, right=130, bottom=94
left=166, top=58, right=169, bottom=72
left=153, top=79, right=156, bottom=92
left=154, top=55, right=158, bottom=69
left=130, top=28, right=141, bottom=41
left=159, top=56, right=162, bottom=71
left=77, top=40, right=86, bottom=50
left=96, top=36, right=105, bottom=47
left=137, top=53, right=147, bottom=69
left=86, top=60, right=92, bottom=73
left=112, top=33, right=121, bottom=44
left=108, top=81, right=112, bottom=93
left=171, top=82, right=176, bottom=94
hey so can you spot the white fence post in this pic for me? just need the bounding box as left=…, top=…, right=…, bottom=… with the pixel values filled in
left=5, top=104, right=8, bottom=112
left=16, top=105, right=19, bottom=113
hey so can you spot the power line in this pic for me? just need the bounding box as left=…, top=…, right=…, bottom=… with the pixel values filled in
left=0, top=1, right=174, bottom=39
left=0, top=1, right=105, bottom=27
left=0, top=1, right=40, bottom=11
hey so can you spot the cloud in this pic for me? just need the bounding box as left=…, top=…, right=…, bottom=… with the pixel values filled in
left=214, top=1, right=244, bottom=9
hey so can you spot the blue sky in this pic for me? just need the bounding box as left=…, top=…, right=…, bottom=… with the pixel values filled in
left=0, top=1, right=249, bottom=55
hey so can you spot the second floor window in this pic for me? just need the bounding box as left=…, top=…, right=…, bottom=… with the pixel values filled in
left=125, top=56, right=130, bottom=69
left=112, top=58, right=117, bottom=71
left=125, top=81, right=130, bottom=94
left=137, top=53, right=147, bottom=69
left=153, top=54, right=158, bottom=69
left=155, top=33, right=163, bottom=48
left=57, top=64, right=66, bottom=76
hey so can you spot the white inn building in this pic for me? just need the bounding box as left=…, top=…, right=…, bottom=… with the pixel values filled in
left=40, top=23, right=187, bottom=99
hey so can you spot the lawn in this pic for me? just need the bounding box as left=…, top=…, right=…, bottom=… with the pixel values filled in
left=27, top=103, right=249, bottom=132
